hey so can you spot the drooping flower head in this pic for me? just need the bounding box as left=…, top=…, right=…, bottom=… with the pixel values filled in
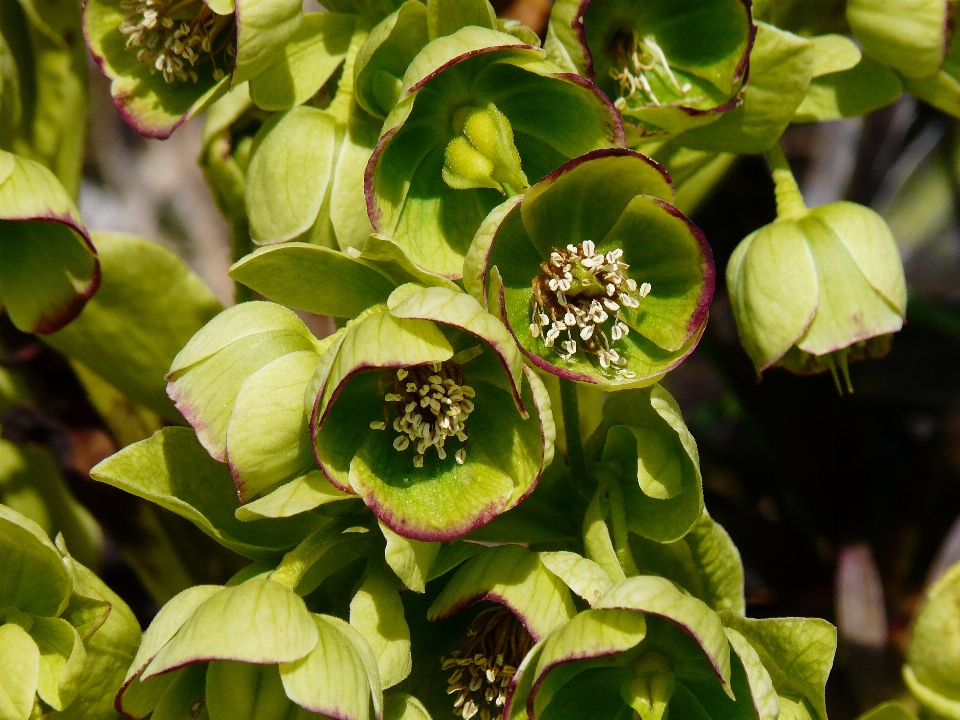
left=466, top=149, right=714, bottom=389
left=547, top=0, right=755, bottom=134
left=366, top=26, right=625, bottom=279
left=311, top=285, right=555, bottom=541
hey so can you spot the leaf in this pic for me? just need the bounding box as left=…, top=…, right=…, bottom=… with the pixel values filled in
left=0, top=623, right=40, bottom=720
left=427, top=545, right=575, bottom=641
left=0, top=504, right=69, bottom=616
left=230, top=242, right=397, bottom=318
left=350, top=566, right=412, bottom=688
left=44, top=231, right=223, bottom=423
left=680, top=23, right=815, bottom=154
left=538, top=551, right=614, bottom=606
left=0, top=151, right=98, bottom=334
left=426, top=0, right=496, bottom=41
left=280, top=614, right=382, bottom=720
left=380, top=521, right=440, bottom=593
left=143, top=578, right=319, bottom=679
left=249, top=13, right=355, bottom=111
left=794, top=57, right=902, bottom=123
left=91, top=427, right=328, bottom=560
left=246, top=107, right=339, bottom=244
left=30, top=617, right=85, bottom=711
left=236, top=471, right=354, bottom=521
left=596, top=576, right=733, bottom=694
left=719, top=613, right=837, bottom=720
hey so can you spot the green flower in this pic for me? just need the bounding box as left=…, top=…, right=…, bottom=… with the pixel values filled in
left=507, top=576, right=758, bottom=720
left=726, top=147, right=906, bottom=390
left=0, top=150, right=99, bottom=334
left=0, top=504, right=140, bottom=720
left=366, top=26, right=625, bottom=279
left=465, top=149, right=713, bottom=389
left=903, top=560, right=960, bottom=720
left=84, top=0, right=303, bottom=138
left=116, top=576, right=382, bottom=720
left=547, top=0, right=755, bottom=135
left=846, top=0, right=949, bottom=80
left=312, top=285, right=555, bottom=541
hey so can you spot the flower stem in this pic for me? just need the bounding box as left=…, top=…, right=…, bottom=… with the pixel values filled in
left=765, top=142, right=808, bottom=221
left=560, top=379, right=589, bottom=486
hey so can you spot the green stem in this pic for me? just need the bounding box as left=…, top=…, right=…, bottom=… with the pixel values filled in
left=765, top=142, right=808, bottom=221
left=560, top=379, right=589, bottom=486
left=270, top=518, right=348, bottom=590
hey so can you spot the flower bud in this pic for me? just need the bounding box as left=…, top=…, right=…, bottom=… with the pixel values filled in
left=727, top=148, right=906, bottom=391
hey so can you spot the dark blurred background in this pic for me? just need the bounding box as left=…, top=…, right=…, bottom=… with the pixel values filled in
left=1, top=1, right=959, bottom=718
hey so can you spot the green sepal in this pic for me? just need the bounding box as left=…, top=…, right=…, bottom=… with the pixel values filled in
left=719, top=612, right=837, bottom=720
left=679, top=22, right=816, bottom=154
left=367, top=26, right=625, bottom=279
left=248, top=13, right=354, bottom=111
left=794, top=56, right=902, bottom=123
left=29, top=617, right=85, bottom=711
left=0, top=150, right=98, bottom=334
left=426, top=0, right=497, bottom=41
left=903, top=561, right=960, bottom=720
left=380, top=521, right=440, bottom=594
left=279, top=614, right=383, bottom=720
left=354, top=2, right=429, bottom=118
left=427, top=544, right=575, bottom=641
left=236, top=471, right=354, bottom=521
left=350, top=564, right=412, bottom=688
left=846, top=0, right=948, bottom=79
left=0, top=504, right=70, bottom=616
left=0, top=623, right=40, bottom=720
left=206, top=661, right=294, bottom=720
left=538, top=551, right=614, bottom=606
left=857, top=703, right=920, bottom=720
left=141, top=577, right=319, bottom=680
left=229, top=242, right=398, bottom=318
left=245, top=107, right=339, bottom=245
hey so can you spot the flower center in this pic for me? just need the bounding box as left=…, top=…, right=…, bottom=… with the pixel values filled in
left=441, top=607, right=535, bottom=720
left=608, top=28, right=694, bottom=110
left=442, top=103, right=530, bottom=196
left=370, top=361, right=476, bottom=468
left=531, top=240, right=650, bottom=377
left=120, top=0, right=236, bottom=84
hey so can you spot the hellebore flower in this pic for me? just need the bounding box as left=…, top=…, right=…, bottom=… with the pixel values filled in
left=116, top=575, right=382, bottom=720
left=903, top=560, right=960, bottom=720
left=424, top=544, right=576, bottom=720
left=311, top=285, right=555, bottom=541
left=465, top=149, right=714, bottom=389
left=726, top=146, right=906, bottom=391
left=0, top=504, right=141, bottom=720
left=506, top=575, right=766, bottom=720
left=365, top=25, right=625, bottom=279
left=0, top=150, right=100, bottom=334
left=83, top=0, right=303, bottom=138
left=547, top=0, right=755, bottom=134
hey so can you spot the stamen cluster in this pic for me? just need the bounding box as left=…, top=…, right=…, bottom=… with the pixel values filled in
left=120, top=0, right=235, bottom=84
left=531, top=240, right=650, bottom=377
left=609, top=29, right=694, bottom=109
left=441, top=608, right=534, bottom=720
left=371, top=362, right=475, bottom=468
